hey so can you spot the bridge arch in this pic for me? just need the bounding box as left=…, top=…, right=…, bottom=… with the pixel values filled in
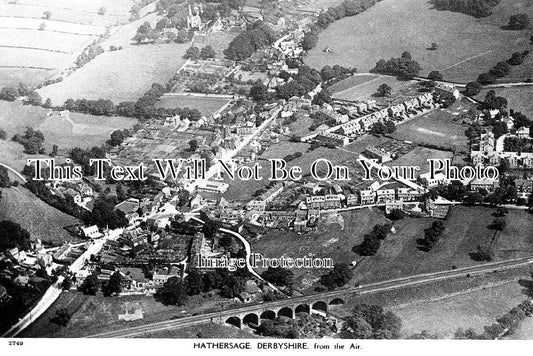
left=225, top=316, right=241, bottom=329
left=295, top=303, right=310, bottom=314
left=278, top=306, right=294, bottom=319
left=312, top=301, right=328, bottom=313
left=329, top=298, right=345, bottom=306
left=243, top=313, right=259, bottom=327
left=260, top=310, right=276, bottom=320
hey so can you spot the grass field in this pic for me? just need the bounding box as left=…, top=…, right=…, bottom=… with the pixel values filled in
left=477, top=86, right=533, bottom=119
left=0, top=101, right=135, bottom=169
left=328, top=74, right=379, bottom=93
left=394, top=280, right=527, bottom=338
left=332, top=76, right=416, bottom=102
left=156, top=95, right=229, bottom=116
left=384, top=147, right=453, bottom=175
left=305, top=0, right=532, bottom=83
left=0, top=67, right=55, bottom=88
left=391, top=103, right=472, bottom=151
left=0, top=186, right=80, bottom=245
left=0, top=101, right=135, bottom=149
left=254, top=205, right=533, bottom=291
left=37, top=44, right=190, bottom=104
left=22, top=288, right=244, bottom=337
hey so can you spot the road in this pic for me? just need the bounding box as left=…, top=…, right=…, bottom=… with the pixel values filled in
left=1, top=228, right=123, bottom=338
left=0, top=162, right=27, bottom=183
left=86, top=255, right=533, bottom=338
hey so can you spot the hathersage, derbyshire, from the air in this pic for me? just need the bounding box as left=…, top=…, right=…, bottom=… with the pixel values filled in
left=1, top=0, right=533, bottom=342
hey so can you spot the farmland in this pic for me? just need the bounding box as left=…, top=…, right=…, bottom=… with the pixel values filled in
left=393, top=280, right=527, bottom=338
left=253, top=205, right=533, bottom=292
left=0, top=0, right=149, bottom=87
left=305, top=0, right=532, bottom=83
left=331, top=76, right=417, bottom=103
left=37, top=44, right=190, bottom=105
left=0, top=101, right=135, bottom=168
left=0, top=186, right=79, bottom=246
left=391, top=101, right=473, bottom=151
left=477, top=86, right=533, bottom=119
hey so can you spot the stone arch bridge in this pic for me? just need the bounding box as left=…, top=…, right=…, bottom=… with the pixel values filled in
left=209, top=292, right=351, bottom=329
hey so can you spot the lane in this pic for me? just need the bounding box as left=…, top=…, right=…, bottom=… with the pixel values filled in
left=87, top=255, right=533, bottom=338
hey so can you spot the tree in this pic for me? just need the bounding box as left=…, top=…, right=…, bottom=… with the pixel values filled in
left=464, top=81, right=482, bottom=96
left=116, top=183, right=127, bottom=201
left=134, top=22, right=155, bottom=43
left=320, top=263, right=353, bottom=290
left=185, top=268, right=204, bottom=295
left=0, top=86, right=18, bottom=101
left=356, top=235, right=381, bottom=256
left=102, top=271, right=122, bottom=296
left=262, top=267, right=294, bottom=288
left=491, top=217, right=507, bottom=231
left=43, top=11, right=52, bottom=20
left=200, top=45, right=216, bottom=59
left=508, top=13, right=530, bottom=30
left=376, top=83, right=392, bottom=97
left=249, top=83, right=268, bottom=102
left=109, top=129, right=127, bottom=146
left=0, top=220, right=30, bottom=250
left=218, top=235, right=233, bottom=250
left=474, top=245, right=494, bottom=261
left=50, top=144, right=58, bottom=157
left=98, top=7, right=106, bottom=15
left=184, top=46, right=200, bottom=60
left=0, top=129, right=6, bottom=140
left=477, top=72, right=496, bottom=85
left=0, top=166, right=11, bottom=188
left=155, top=276, right=188, bottom=305
left=302, top=31, right=319, bottom=51
left=189, top=139, right=199, bottom=152
left=388, top=209, right=405, bottom=220
left=78, top=274, right=100, bottom=295
left=43, top=98, right=52, bottom=108
left=26, top=91, right=42, bottom=106
left=50, top=308, right=71, bottom=326
left=342, top=304, right=402, bottom=339
left=61, top=277, right=73, bottom=290
left=429, top=42, right=438, bottom=50
left=428, top=70, right=443, bottom=82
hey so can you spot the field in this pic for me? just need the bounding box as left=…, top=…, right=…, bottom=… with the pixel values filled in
left=21, top=289, right=243, bottom=337
left=253, top=205, right=533, bottom=291
left=477, top=86, right=533, bottom=119
left=0, top=0, right=134, bottom=86
left=0, top=101, right=135, bottom=169
left=391, top=101, right=472, bottom=151
left=156, top=95, right=230, bottom=117
left=328, top=74, right=379, bottom=93
left=305, top=0, right=532, bottom=83
left=393, top=280, right=527, bottom=338
left=331, top=76, right=416, bottom=102
left=0, top=186, right=80, bottom=245
left=384, top=147, right=453, bottom=175
left=37, top=44, right=190, bottom=104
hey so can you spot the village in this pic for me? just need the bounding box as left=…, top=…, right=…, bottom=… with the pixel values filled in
left=1, top=0, right=533, bottom=341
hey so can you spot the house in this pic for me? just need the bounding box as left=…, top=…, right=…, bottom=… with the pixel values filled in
left=469, top=178, right=499, bottom=193
left=82, top=225, right=103, bottom=239
left=121, top=267, right=149, bottom=293
left=434, top=83, right=460, bottom=100
left=197, top=181, right=229, bottom=194
left=376, top=188, right=396, bottom=203
left=515, top=179, right=533, bottom=198
left=315, top=132, right=349, bottom=147
left=13, top=275, right=30, bottom=287
left=425, top=196, right=452, bottom=219
left=363, top=146, right=393, bottom=163
left=419, top=172, right=447, bottom=188
left=360, top=189, right=376, bottom=205
left=517, top=127, right=530, bottom=138
left=153, top=266, right=182, bottom=284
left=346, top=194, right=359, bottom=206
